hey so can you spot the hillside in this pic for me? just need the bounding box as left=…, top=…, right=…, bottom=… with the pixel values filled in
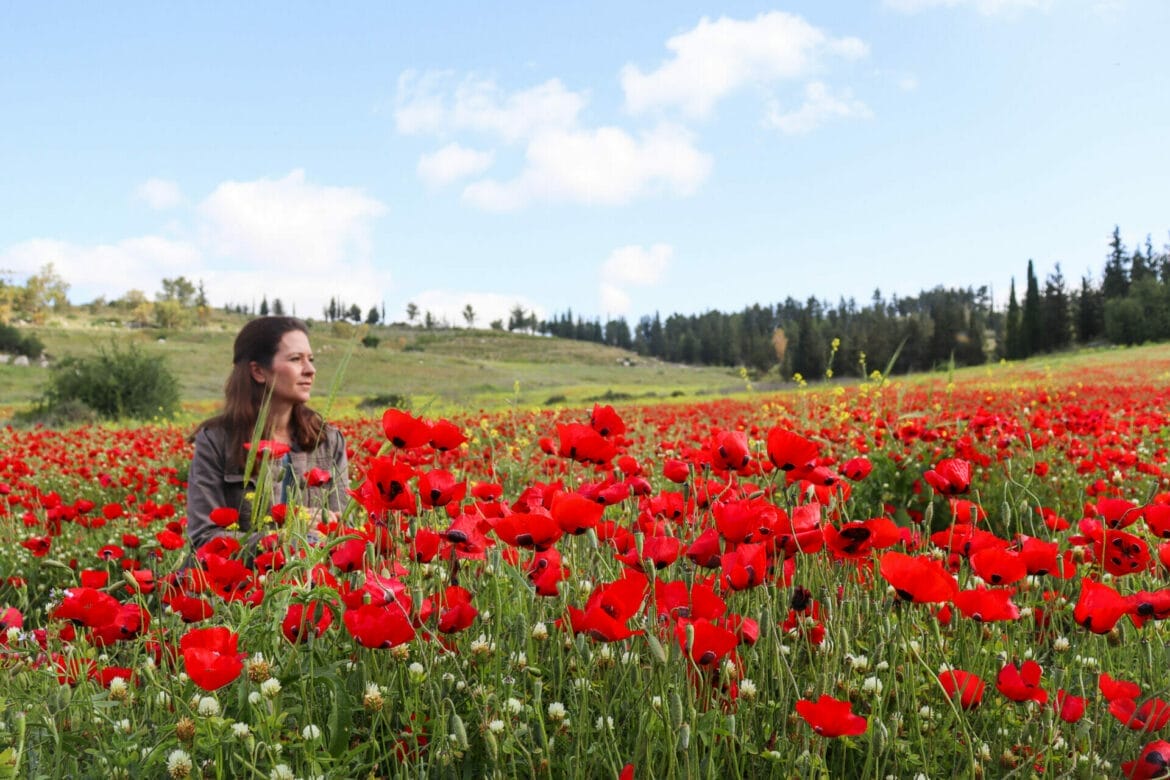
left=0, top=310, right=748, bottom=419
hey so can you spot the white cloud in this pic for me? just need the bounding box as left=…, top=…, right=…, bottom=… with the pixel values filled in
left=396, top=71, right=584, bottom=142
left=462, top=124, right=711, bottom=211
left=884, top=0, right=1053, bottom=14
left=417, top=143, right=495, bottom=188
left=1, top=236, right=201, bottom=302
left=406, top=290, right=545, bottom=330
left=199, top=169, right=386, bottom=274
left=621, top=11, right=868, bottom=118
left=134, top=178, right=184, bottom=210
left=599, top=243, right=672, bottom=316
left=765, top=82, right=873, bottom=135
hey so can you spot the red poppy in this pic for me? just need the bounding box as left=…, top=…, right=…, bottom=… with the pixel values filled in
left=556, top=423, right=617, bottom=465
left=923, top=458, right=972, bottom=496
left=710, top=429, right=752, bottom=473
left=939, top=669, right=986, bottom=709
left=685, top=526, right=723, bottom=569
left=551, top=491, right=604, bottom=535
left=795, top=694, right=868, bottom=737
left=1101, top=673, right=1143, bottom=702
left=653, top=578, right=726, bottom=622
left=179, top=626, right=245, bottom=691
left=489, top=509, right=563, bottom=551
left=428, top=418, right=467, bottom=451
left=719, top=542, right=768, bottom=591
left=590, top=404, right=626, bottom=437
left=675, top=618, right=739, bottom=668
left=355, top=456, right=417, bottom=516
left=878, top=551, right=958, bottom=604
left=1073, top=578, right=1129, bottom=633
left=953, top=587, right=1020, bottom=622
left=209, top=507, right=239, bottom=528
left=1054, top=689, right=1086, bottom=723
left=282, top=601, right=334, bottom=643
left=823, top=518, right=902, bottom=559
left=526, top=547, right=570, bottom=596
left=20, top=536, right=51, bottom=557
left=840, top=456, right=873, bottom=481
left=765, top=428, right=819, bottom=473
left=1111, top=697, right=1170, bottom=732
left=245, top=440, right=291, bottom=458
left=418, top=469, right=465, bottom=509
left=1127, top=588, right=1170, bottom=627
left=996, top=660, right=1048, bottom=704
left=433, top=586, right=478, bottom=634
left=970, top=547, right=1027, bottom=586
left=52, top=587, right=121, bottom=629
left=616, top=534, right=682, bottom=571
left=713, top=497, right=780, bottom=545
left=381, top=409, right=432, bottom=449
left=1122, top=740, right=1170, bottom=780
left=343, top=603, right=416, bottom=649
left=663, top=459, right=691, bottom=484
left=305, top=467, right=332, bottom=487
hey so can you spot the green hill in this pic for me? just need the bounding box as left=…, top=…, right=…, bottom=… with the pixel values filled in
left=0, top=309, right=750, bottom=420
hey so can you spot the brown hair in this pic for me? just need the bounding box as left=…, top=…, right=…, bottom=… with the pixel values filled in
left=192, top=316, right=326, bottom=469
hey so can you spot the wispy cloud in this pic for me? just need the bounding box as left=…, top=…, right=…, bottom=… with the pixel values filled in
left=599, top=243, right=673, bottom=316
left=417, top=143, right=495, bottom=188
left=621, top=11, right=868, bottom=118
left=134, top=178, right=184, bottom=210
left=765, top=82, right=873, bottom=135
left=462, top=125, right=710, bottom=212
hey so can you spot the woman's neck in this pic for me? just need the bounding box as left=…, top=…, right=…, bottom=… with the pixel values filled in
left=267, top=404, right=295, bottom=443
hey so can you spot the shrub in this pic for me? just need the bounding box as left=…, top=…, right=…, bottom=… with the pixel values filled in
left=0, top=322, right=44, bottom=358
left=358, top=392, right=409, bottom=411
left=40, top=342, right=180, bottom=420
left=361, top=334, right=381, bottom=349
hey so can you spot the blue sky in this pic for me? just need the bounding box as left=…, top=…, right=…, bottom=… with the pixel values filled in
left=2, top=1, right=1167, bottom=327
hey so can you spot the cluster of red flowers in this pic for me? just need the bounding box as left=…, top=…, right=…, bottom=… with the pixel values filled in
left=3, top=355, right=1170, bottom=773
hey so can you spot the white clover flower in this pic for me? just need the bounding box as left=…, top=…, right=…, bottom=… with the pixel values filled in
left=918, top=705, right=934, bottom=719
left=505, top=697, right=523, bottom=716
left=531, top=622, right=548, bottom=641
left=595, top=716, right=614, bottom=731
left=269, top=764, right=295, bottom=780
left=166, top=749, right=193, bottom=779
left=302, top=724, right=321, bottom=740
left=547, top=702, right=567, bottom=721
left=116, top=718, right=132, bottom=734
left=5, top=627, right=19, bottom=644
left=847, top=653, right=870, bottom=671
left=408, top=662, right=426, bottom=680
left=488, top=719, right=506, bottom=734
left=232, top=722, right=251, bottom=739
left=470, top=634, right=495, bottom=656
left=248, top=692, right=262, bottom=705
left=721, top=659, right=738, bottom=680
left=108, top=677, right=128, bottom=698
left=739, top=679, right=758, bottom=700
left=156, top=691, right=171, bottom=707
left=1053, top=636, right=1070, bottom=652
left=511, top=651, right=528, bottom=668
left=651, top=696, right=662, bottom=710
left=260, top=678, right=282, bottom=698
left=862, top=676, right=883, bottom=695
left=391, top=644, right=411, bottom=661
left=197, top=696, right=220, bottom=718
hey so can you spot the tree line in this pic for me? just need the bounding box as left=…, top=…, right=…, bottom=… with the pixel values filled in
left=537, top=225, right=1170, bottom=379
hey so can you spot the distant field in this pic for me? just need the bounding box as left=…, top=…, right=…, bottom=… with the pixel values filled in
left=0, top=311, right=748, bottom=421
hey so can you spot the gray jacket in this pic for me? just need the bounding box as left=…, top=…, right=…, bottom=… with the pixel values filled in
left=186, top=423, right=349, bottom=553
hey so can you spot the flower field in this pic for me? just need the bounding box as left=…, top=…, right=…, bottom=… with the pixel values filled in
left=3, top=349, right=1170, bottom=779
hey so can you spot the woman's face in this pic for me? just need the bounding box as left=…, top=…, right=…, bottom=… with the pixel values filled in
left=252, top=330, right=316, bottom=407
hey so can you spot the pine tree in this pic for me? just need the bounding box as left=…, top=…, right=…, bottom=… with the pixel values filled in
left=1102, top=226, right=1129, bottom=299
left=1022, top=260, right=1042, bottom=357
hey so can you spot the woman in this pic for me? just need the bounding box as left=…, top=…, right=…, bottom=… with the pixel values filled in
left=186, top=316, right=349, bottom=556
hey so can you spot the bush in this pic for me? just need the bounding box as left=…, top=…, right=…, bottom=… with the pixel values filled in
left=40, top=342, right=180, bottom=420
left=361, top=334, right=381, bottom=349
left=358, top=392, right=409, bottom=411
left=0, top=322, right=44, bottom=358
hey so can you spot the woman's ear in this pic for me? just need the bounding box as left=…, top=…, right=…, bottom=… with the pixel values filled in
left=249, top=361, right=268, bottom=384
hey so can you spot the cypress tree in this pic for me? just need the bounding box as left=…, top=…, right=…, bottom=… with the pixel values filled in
left=1022, top=260, right=1042, bottom=357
